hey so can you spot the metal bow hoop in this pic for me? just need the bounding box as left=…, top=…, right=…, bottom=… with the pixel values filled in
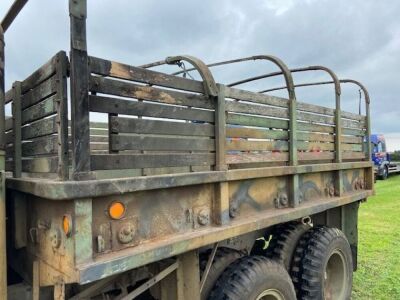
left=165, top=55, right=218, bottom=98
left=340, top=79, right=372, bottom=160
left=170, top=55, right=297, bottom=101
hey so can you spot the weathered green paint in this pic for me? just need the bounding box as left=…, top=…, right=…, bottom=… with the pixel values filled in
left=78, top=190, right=370, bottom=284
left=74, top=198, right=93, bottom=264
left=6, top=161, right=372, bottom=200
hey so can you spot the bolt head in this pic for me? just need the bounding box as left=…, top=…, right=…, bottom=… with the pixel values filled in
left=197, top=209, right=210, bottom=226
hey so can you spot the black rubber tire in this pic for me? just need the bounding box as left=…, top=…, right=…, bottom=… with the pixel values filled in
left=199, top=247, right=244, bottom=300
left=209, top=256, right=296, bottom=300
left=265, top=221, right=312, bottom=271
left=293, top=227, right=353, bottom=300
left=290, top=228, right=316, bottom=293
left=380, top=166, right=388, bottom=180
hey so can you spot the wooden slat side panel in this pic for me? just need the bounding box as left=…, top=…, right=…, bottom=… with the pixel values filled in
left=21, top=75, right=57, bottom=109
left=5, top=117, right=13, bottom=131
left=227, top=114, right=288, bottom=129
left=226, top=127, right=288, bottom=140
left=225, top=140, right=360, bottom=152
left=298, top=122, right=334, bottom=133
left=342, top=128, right=365, bottom=136
left=226, top=152, right=288, bottom=164
left=298, top=132, right=334, bottom=143
left=20, top=53, right=58, bottom=94
left=341, top=111, right=366, bottom=122
left=226, top=140, right=288, bottom=151
left=111, top=117, right=215, bottom=137
left=21, top=116, right=57, bottom=140
left=225, top=87, right=289, bottom=108
left=89, top=95, right=214, bottom=123
left=6, top=157, right=58, bottom=173
left=225, top=101, right=288, bottom=119
left=21, top=95, right=57, bottom=125
left=89, top=56, right=205, bottom=94
left=5, top=131, right=13, bottom=144
left=297, top=102, right=334, bottom=116
left=343, top=152, right=366, bottom=160
left=21, top=136, right=58, bottom=157
left=299, top=152, right=334, bottom=161
left=5, top=89, right=13, bottom=104
left=91, top=153, right=215, bottom=170
left=90, top=76, right=213, bottom=109
left=110, top=135, right=215, bottom=152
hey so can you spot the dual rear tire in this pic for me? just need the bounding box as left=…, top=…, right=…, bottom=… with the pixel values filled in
left=205, top=225, right=353, bottom=300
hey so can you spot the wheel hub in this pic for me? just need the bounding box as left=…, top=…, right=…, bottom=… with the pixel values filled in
left=256, top=289, right=285, bottom=300
left=323, top=249, right=348, bottom=300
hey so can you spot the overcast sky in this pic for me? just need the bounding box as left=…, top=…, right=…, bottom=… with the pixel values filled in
left=2, top=0, right=400, bottom=150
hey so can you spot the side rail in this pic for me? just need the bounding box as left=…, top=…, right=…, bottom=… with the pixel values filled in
left=169, top=57, right=367, bottom=167
left=4, top=51, right=69, bottom=179
left=258, top=79, right=367, bottom=163
left=82, top=55, right=370, bottom=179
left=87, top=56, right=217, bottom=176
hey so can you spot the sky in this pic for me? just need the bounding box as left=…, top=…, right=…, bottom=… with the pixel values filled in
left=1, top=0, right=400, bottom=150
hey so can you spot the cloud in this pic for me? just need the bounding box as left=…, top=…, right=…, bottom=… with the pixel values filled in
left=1, top=0, right=400, bottom=148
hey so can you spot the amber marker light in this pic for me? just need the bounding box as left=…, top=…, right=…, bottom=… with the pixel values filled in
left=109, top=201, right=126, bottom=220
left=62, top=214, right=72, bottom=237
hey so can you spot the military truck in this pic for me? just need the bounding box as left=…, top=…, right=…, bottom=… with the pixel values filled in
left=0, top=1, right=374, bottom=299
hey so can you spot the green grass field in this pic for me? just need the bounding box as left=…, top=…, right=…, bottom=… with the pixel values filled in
left=352, top=175, right=400, bottom=299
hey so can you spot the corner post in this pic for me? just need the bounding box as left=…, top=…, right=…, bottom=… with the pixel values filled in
left=0, top=26, right=5, bottom=300
left=12, top=81, right=22, bottom=178
left=0, top=26, right=5, bottom=150
left=69, top=0, right=91, bottom=180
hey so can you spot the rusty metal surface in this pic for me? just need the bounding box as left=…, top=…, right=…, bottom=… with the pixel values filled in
left=165, top=55, right=218, bottom=97
left=0, top=2, right=375, bottom=293
left=6, top=161, right=372, bottom=200
left=77, top=189, right=371, bottom=284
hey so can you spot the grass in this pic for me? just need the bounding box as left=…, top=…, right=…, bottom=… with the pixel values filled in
left=352, top=175, right=400, bottom=299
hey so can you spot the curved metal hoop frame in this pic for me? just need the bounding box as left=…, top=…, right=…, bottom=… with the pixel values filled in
left=165, top=55, right=218, bottom=97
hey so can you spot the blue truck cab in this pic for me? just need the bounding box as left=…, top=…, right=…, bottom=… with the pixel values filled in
left=371, top=134, right=395, bottom=179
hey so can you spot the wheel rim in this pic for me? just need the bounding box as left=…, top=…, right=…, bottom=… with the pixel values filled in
left=256, top=289, right=285, bottom=300
left=323, top=249, right=348, bottom=300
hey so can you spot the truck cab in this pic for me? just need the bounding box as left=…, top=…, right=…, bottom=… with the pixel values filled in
left=371, top=134, right=389, bottom=178
left=371, top=134, right=400, bottom=179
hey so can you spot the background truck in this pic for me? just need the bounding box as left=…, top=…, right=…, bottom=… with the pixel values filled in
left=0, top=1, right=374, bottom=300
left=371, top=134, right=400, bottom=180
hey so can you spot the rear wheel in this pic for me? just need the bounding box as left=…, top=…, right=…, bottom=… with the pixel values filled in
left=266, top=221, right=312, bottom=271
left=209, top=256, right=296, bottom=300
left=293, top=227, right=353, bottom=300
left=199, top=247, right=244, bottom=300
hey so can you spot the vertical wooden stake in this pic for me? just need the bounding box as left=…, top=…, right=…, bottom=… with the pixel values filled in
left=176, top=250, right=200, bottom=300
left=55, top=51, right=69, bottom=180
left=214, top=84, right=229, bottom=225
left=0, top=172, right=6, bottom=300
left=334, top=87, right=343, bottom=196
left=288, top=85, right=299, bottom=207
left=69, top=0, right=92, bottom=180
left=0, top=26, right=6, bottom=300
left=54, top=279, right=65, bottom=300
left=12, top=81, right=22, bottom=178
left=32, top=260, right=40, bottom=300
